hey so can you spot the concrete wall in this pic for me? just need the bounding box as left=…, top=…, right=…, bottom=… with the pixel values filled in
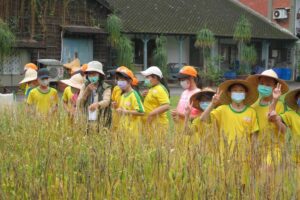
left=166, top=36, right=190, bottom=64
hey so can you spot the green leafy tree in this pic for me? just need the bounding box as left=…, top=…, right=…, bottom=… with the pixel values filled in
left=153, top=36, right=168, bottom=78
left=195, top=28, right=215, bottom=73
left=0, top=19, right=15, bottom=56
left=106, top=14, right=134, bottom=69
left=234, top=15, right=256, bottom=74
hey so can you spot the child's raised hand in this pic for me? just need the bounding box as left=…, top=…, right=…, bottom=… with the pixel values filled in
left=212, top=88, right=222, bottom=106
left=273, top=83, right=282, bottom=100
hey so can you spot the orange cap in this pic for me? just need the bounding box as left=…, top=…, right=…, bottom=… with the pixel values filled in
left=178, top=66, right=198, bottom=78
left=24, top=63, right=38, bottom=71
left=81, top=64, right=88, bottom=72
left=132, top=76, right=139, bottom=86
left=116, top=66, right=134, bottom=80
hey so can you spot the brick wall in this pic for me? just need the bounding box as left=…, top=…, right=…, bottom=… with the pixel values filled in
left=239, top=0, right=292, bottom=30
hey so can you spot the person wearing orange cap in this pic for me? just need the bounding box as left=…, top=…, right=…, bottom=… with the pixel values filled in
left=24, top=63, right=38, bottom=71
left=111, top=66, right=128, bottom=131
left=171, top=66, right=201, bottom=133
left=19, top=68, right=39, bottom=99
left=115, top=67, right=144, bottom=137
left=22, top=63, right=38, bottom=96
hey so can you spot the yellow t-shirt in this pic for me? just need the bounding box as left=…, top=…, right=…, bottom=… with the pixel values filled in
left=280, top=110, right=300, bottom=136
left=62, top=86, right=74, bottom=108
left=111, top=86, right=123, bottom=130
left=252, top=100, right=285, bottom=143
left=118, top=90, right=144, bottom=135
left=211, top=105, right=259, bottom=144
left=27, top=87, right=58, bottom=114
left=111, top=85, right=122, bottom=108
left=143, top=84, right=170, bottom=126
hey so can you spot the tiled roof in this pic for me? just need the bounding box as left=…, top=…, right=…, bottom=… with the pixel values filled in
left=107, top=0, right=297, bottom=40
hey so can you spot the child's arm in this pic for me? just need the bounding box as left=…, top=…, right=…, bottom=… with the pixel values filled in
left=269, top=111, right=287, bottom=133
left=200, top=89, right=222, bottom=122
left=183, top=102, right=193, bottom=134
left=116, top=108, right=145, bottom=116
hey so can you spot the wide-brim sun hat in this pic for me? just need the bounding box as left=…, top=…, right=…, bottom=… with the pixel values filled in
left=85, top=61, right=105, bottom=76
left=177, top=66, right=198, bottom=79
left=284, top=88, right=300, bottom=110
left=190, top=87, right=215, bottom=110
left=141, top=66, right=163, bottom=78
left=60, top=73, right=84, bottom=90
left=19, top=68, right=38, bottom=84
left=219, top=79, right=258, bottom=106
left=246, top=69, right=289, bottom=94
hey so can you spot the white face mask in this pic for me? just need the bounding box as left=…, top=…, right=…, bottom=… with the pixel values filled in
left=39, top=79, right=49, bottom=87
left=180, top=80, right=190, bottom=89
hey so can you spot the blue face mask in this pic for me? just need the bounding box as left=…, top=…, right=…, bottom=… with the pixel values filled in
left=144, top=79, right=152, bottom=88
left=117, top=80, right=128, bottom=90
left=231, top=92, right=245, bottom=103
left=88, top=76, right=99, bottom=84
left=199, top=102, right=210, bottom=111
left=258, top=84, right=273, bottom=97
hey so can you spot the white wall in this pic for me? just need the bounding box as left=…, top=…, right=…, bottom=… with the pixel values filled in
left=166, top=36, right=190, bottom=64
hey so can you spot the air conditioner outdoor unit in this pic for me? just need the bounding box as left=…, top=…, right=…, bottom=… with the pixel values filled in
left=37, top=59, right=64, bottom=82
left=47, top=66, right=64, bottom=82
left=273, top=9, right=288, bottom=19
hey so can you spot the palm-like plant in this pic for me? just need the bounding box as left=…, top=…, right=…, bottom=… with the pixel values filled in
left=106, top=14, right=122, bottom=48
left=195, top=28, right=215, bottom=72
left=234, top=15, right=254, bottom=74
left=153, top=36, right=168, bottom=77
left=116, top=35, right=134, bottom=69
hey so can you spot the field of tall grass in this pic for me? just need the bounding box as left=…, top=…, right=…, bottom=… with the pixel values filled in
left=0, top=102, right=299, bottom=199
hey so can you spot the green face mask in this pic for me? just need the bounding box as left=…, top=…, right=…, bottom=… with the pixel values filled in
left=88, top=76, right=99, bottom=84
left=144, top=79, right=152, bottom=88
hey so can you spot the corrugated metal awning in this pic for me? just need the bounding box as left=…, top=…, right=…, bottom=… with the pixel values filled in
left=62, top=25, right=107, bottom=34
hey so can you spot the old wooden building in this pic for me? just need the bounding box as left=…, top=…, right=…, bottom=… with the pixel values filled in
left=0, top=0, right=111, bottom=87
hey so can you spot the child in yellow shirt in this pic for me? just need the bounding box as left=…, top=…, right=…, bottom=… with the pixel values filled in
left=200, top=80, right=259, bottom=150
left=27, top=68, right=58, bottom=115
left=60, top=73, right=84, bottom=116
left=19, top=68, right=38, bottom=99
left=115, top=67, right=144, bottom=137
left=141, top=66, right=170, bottom=134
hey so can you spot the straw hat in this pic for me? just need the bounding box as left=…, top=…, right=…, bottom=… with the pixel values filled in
left=60, top=73, right=84, bottom=90
left=85, top=61, right=105, bottom=76
left=284, top=88, right=300, bottom=110
left=19, top=68, right=37, bottom=84
left=190, top=87, right=215, bottom=110
left=246, top=69, right=289, bottom=94
left=219, top=79, right=258, bottom=106
left=63, top=58, right=80, bottom=69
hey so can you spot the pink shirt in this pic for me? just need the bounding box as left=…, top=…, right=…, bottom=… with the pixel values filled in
left=176, top=88, right=201, bottom=117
